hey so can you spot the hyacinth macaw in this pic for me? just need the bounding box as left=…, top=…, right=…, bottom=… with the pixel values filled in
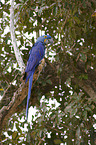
left=23, top=35, right=53, bottom=119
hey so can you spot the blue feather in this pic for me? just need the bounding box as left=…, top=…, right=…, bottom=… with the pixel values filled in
left=24, top=35, right=53, bottom=120
left=26, top=71, right=34, bottom=119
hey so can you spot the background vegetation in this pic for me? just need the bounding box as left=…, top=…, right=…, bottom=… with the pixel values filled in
left=0, top=0, right=96, bottom=144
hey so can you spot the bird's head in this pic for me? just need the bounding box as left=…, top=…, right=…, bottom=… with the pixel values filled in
left=36, top=35, right=53, bottom=44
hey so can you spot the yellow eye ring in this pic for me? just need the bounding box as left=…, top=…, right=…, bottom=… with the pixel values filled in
left=44, top=35, right=47, bottom=38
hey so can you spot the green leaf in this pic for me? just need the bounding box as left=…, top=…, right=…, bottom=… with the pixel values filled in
left=53, top=6, right=58, bottom=16
left=65, top=105, right=71, bottom=113
left=42, top=81, right=46, bottom=86
left=70, top=108, right=77, bottom=118
left=12, top=131, right=18, bottom=140
left=85, top=106, right=92, bottom=112
left=83, top=111, right=87, bottom=121
left=80, top=53, right=87, bottom=62
left=7, top=130, right=13, bottom=136
left=73, top=16, right=80, bottom=24
left=80, top=74, right=88, bottom=80
left=54, top=139, right=62, bottom=144
left=76, top=126, right=81, bottom=144
left=76, top=126, right=80, bottom=138
left=46, top=79, right=52, bottom=85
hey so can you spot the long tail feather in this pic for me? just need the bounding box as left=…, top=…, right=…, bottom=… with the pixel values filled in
left=26, top=72, right=34, bottom=120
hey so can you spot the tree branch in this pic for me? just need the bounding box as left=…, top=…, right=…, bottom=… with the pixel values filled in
left=0, top=59, right=45, bottom=137
left=10, top=0, right=25, bottom=72
left=0, top=56, right=96, bottom=137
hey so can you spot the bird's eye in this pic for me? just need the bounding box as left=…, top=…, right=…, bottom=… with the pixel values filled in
left=44, top=35, right=47, bottom=38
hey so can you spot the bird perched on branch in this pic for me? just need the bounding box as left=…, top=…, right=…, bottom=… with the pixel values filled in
left=23, top=35, right=53, bottom=119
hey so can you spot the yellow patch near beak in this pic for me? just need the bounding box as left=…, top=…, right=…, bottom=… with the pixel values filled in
left=44, top=39, right=47, bottom=42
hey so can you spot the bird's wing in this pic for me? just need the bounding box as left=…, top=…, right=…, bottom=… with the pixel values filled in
left=25, top=42, right=45, bottom=73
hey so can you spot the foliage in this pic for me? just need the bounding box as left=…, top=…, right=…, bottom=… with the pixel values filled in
left=0, top=0, right=96, bottom=144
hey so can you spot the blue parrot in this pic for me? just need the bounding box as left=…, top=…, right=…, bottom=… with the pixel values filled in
left=23, top=35, right=53, bottom=119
